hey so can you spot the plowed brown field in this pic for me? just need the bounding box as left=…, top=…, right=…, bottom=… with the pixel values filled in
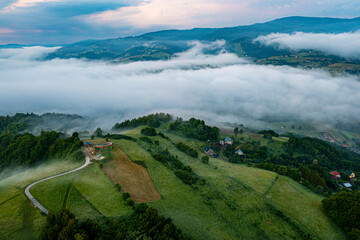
left=104, top=146, right=161, bottom=202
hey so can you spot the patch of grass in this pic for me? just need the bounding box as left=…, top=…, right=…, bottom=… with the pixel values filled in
left=266, top=176, right=346, bottom=240
left=118, top=127, right=346, bottom=240
left=0, top=160, right=82, bottom=240
left=71, top=164, right=132, bottom=217
left=115, top=137, right=301, bottom=239
left=66, top=185, right=103, bottom=220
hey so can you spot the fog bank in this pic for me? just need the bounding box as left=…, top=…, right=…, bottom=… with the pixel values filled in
left=1, top=43, right=360, bottom=127
left=254, top=32, right=360, bottom=60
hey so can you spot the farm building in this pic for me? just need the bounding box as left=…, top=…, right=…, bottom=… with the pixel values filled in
left=329, top=171, right=341, bottom=179
left=345, top=170, right=356, bottom=179
left=204, top=146, right=219, bottom=158
left=224, top=137, right=233, bottom=145
left=235, top=149, right=244, bottom=156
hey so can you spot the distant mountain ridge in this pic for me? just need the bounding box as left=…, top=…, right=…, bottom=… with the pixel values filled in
left=31, top=16, right=360, bottom=62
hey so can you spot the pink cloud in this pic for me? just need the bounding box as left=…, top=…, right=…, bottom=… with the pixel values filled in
left=85, top=0, right=255, bottom=29
left=1, top=0, right=60, bottom=12
left=0, top=28, right=15, bottom=34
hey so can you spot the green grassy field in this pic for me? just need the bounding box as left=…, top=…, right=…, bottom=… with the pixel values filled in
left=31, top=162, right=132, bottom=218
left=0, top=160, right=83, bottom=240
left=112, top=126, right=346, bottom=240
left=0, top=123, right=347, bottom=240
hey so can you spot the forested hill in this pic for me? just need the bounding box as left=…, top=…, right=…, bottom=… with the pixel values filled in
left=0, top=113, right=84, bottom=135
left=44, top=16, right=360, bottom=62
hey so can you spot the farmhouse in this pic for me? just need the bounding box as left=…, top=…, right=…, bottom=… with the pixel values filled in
left=329, top=171, right=340, bottom=179
left=204, top=146, right=219, bottom=158
left=345, top=170, right=356, bottom=179
left=235, top=149, right=244, bottom=156
left=224, top=137, right=233, bottom=145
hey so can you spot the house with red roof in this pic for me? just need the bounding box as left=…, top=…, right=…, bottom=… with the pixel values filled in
left=329, top=171, right=341, bottom=179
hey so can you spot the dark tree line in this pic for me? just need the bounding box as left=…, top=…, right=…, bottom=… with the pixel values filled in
left=285, top=137, right=360, bottom=171
left=113, top=113, right=172, bottom=130
left=323, top=191, right=360, bottom=240
left=0, top=131, right=83, bottom=169
left=176, top=142, right=198, bottom=158
left=151, top=149, right=199, bottom=185
left=169, top=118, right=219, bottom=141
left=41, top=204, right=190, bottom=240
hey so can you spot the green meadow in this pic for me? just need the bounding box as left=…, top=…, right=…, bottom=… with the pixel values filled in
left=0, top=125, right=347, bottom=240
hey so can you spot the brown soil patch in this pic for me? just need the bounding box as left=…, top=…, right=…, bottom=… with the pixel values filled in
left=104, top=146, right=161, bottom=203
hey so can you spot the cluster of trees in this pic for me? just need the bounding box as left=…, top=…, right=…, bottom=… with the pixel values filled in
left=237, top=141, right=267, bottom=160
left=112, top=113, right=172, bottom=130
left=258, top=130, right=279, bottom=139
left=0, top=113, right=83, bottom=135
left=256, top=162, right=328, bottom=194
left=285, top=137, right=360, bottom=171
left=93, top=127, right=103, bottom=137
left=176, top=142, right=198, bottom=158
left=0, top=131, right=83, bottom=169
left=141, top=127, right=157, bottom=136
left=169, top=118, right=219, bottom=141
left=151, top=149, right=199, bottom=185
left=323, top=191, right=360, bottom=240
left=41, top=204, right=190, bottom=240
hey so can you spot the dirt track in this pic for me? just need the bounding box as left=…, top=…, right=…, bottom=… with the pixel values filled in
left=104, top=146, right=161, bottom=203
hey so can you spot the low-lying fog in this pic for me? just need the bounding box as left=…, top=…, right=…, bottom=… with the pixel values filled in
left=1, top=41, right=360, bottom=128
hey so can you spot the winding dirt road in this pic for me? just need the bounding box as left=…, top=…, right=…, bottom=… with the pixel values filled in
left=25, top=156, right=92, bottom=215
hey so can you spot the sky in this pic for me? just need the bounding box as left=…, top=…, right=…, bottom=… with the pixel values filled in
left=1, top=43, right=360, bottom=128
left=0, top=0, right=359, bottom=44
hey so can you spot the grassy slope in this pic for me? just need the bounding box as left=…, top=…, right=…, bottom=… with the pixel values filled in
left=0, top=124, right=346, bottom=240
left=0, top=160, right=83, bottom=240
left=31, top=163, right=132, bottom=219
left=115, top=126, right=346, bottom=240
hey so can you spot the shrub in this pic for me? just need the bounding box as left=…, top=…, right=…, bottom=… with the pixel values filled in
left=176, top=142, right=198, bottom=158
left=141, top=127, right=157, bottom=136
left=126, top=199, right=135, bottom=207
left=201, top=156, right=209, bottom=164
left=123, top=192, right=131, bottom=200
left=174, top=170, right=198, bottom=185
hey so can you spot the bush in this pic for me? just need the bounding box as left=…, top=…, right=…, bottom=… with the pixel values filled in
left=141, top=127, right=157, bottom=136
left=176, top=142, right=198, bottom=158
left=123, top=192, right=131, bottom=200
left=201, top=156, right=209, bottom=164
left=115, top=184, right=122, bottom=192
left=139, top=136, right=153, bottom=144
left=126, top=198, right=135, bottom=207
left=174, top=170, right=198, bottom=185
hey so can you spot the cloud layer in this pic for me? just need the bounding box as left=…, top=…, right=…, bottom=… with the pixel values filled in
left=255, top=32, right=360, bottom=59
left=1, top=0, right=360, bottom=44
left=1, top=44, right=360, bottom=127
